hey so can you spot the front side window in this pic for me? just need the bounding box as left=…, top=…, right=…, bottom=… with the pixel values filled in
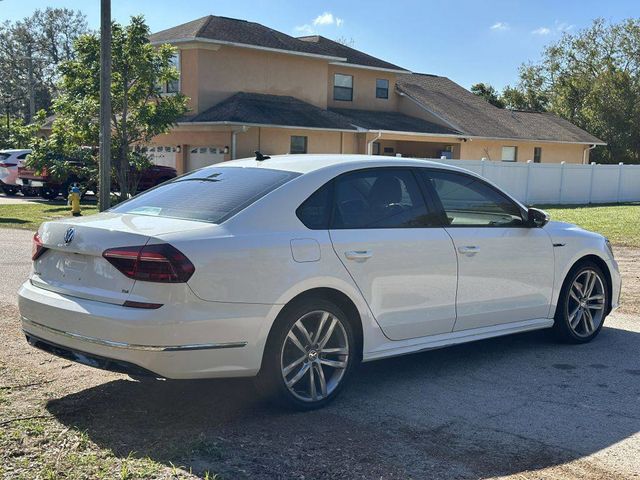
left=333, top=73, right=353, bottom=101
left=332, top=169, right=434, bottom=229
left=376, top=78, right=389, bottom=99
left=290, top=135, right=308, bottom=154
left=111, top=167, right=299, bottom=224
left=501, top=146, right=517, bottom=162
left=423, top=170, right=524, bottom=227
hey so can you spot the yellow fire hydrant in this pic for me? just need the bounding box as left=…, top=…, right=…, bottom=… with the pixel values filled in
left=68, top=185, right=81, bottom=217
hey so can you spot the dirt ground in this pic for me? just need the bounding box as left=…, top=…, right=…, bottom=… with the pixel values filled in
left=1, top=232, right=639, bottom=479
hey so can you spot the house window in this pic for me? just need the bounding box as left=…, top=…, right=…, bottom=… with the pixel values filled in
left=334, top=73, right=353, bottom=101
left=501, top=146, right=518, bottom=162
left=376, top=79, right=389, bottom=99
left=290, top=136, right=308, bottom=154
left=383, top=147, right=394, bottom=154
left=160, top=53, right=180, bottom=94
left=533, top=147, right=542, bottom=163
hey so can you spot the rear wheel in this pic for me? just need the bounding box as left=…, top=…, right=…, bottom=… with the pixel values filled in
left=256, top=298, right=356, bottom=410
left=554, top=262, right=609, bottom=343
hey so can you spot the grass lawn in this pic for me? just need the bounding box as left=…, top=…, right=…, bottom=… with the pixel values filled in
left=539, top=203, right=640, bottom=247
left=0, top=201, right=99, bottom=231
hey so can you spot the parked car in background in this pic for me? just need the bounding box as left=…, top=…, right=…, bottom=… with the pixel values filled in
left=19, top=155, right=621, bottom=410
left=0, top=149, right=31, bottom=195
left=18, top=162, right=177, bottom=199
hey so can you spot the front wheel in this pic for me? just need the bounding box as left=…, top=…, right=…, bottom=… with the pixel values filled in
left=256, top=298, right=357, bottom=410
left=2, top=185, right=18, bottom=196
left=40, top=186, right=60, bottom=200
left=554, top=262, right=609, bottom=343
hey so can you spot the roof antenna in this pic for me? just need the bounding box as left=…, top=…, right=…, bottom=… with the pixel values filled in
left=255, top=150, right=270, bottom=161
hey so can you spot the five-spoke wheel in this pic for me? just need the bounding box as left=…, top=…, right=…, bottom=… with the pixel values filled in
left=257, top=298, right=356, bottom=410
left=555, top=262, right=609, bottom=343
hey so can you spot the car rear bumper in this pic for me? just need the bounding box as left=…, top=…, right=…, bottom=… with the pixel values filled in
left=19, top=280, right=279, bottom=379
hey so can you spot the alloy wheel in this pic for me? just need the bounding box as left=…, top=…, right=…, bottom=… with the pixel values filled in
left=567, top=269, right=606, bottom=337
left=280, top=310, right=349, bottom=402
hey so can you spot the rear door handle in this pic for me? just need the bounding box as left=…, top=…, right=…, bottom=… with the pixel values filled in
left=344, top=250, right=372, bottom=261
left=458, top=245, right=480, bottom=255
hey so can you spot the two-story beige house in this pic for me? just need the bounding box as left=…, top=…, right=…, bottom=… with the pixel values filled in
left=149, top=15, right=604, bottom=173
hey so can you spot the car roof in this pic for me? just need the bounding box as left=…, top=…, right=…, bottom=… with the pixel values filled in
left=0, top=149, right=31, bottom=153
left=219, top=154, right=468, bottom=175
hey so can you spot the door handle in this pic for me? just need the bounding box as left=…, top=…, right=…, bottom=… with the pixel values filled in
left=344, top=250, right=372, bottom=261
left=458, top=245, right=480, bottom=255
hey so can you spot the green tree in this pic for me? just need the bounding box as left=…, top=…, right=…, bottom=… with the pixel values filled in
left=513, top=18, right=640, bottom=163
left=0, top=110, right=46, bottom=149
left=0, top=8, right=88, bottom=122
left=470, top=82, right=505, bottom=108
left=30, top=16, right=189, bottom=199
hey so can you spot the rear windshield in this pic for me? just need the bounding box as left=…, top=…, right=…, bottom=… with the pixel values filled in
left=111, top=166, right=300, bottom=224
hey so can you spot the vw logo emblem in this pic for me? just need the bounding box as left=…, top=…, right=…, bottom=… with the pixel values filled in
left=63, top=227, right=76, bottom=244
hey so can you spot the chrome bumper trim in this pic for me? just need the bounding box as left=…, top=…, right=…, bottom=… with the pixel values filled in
left=21, top=317, right=247, bottom=351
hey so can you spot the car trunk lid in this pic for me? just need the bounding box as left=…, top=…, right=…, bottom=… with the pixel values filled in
left=32, top=213, right=211, bottom=304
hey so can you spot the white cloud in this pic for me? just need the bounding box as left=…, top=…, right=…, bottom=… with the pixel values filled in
left=532, top=27, right=551, bottom=35
left=555, top=21, right=574, bottom=32
left=294, top=24, right=314, bottom=35
left=295, top=12, right=344, bottom=36
left=490, top=22, right=510, bottom=31
left=313, top=12, right=335, bottom=26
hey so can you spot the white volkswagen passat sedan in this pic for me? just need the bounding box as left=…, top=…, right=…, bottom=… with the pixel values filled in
left=19, top=155, right=621, bottom=409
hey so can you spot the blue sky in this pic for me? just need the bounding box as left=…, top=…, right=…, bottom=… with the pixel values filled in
left=1, top=0, right=637, bottom=89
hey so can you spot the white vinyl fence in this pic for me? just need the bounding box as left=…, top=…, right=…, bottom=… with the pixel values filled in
left=431, top=159, right=640, bottom=205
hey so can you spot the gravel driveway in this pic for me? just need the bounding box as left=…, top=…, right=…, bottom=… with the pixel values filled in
left=1, top=228, right=638, bottom=479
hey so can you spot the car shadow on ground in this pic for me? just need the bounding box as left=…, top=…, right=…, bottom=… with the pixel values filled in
left=46, top=325, right=640, bottom=479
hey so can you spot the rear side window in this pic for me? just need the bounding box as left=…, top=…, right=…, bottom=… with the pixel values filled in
left=112, top=167, right=300, bottom=224
left=332, top=169, right=433, bottom=229
left=296, top=183, right=332, bottom=229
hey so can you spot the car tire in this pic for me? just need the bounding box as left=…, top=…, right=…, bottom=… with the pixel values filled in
left=40, top=186, right=59, bottom=200
left=2, top=185, right=18, bottom=196
left=553, top=261, right=609, bottom=344
left=256, top=297, right=357, bottom=410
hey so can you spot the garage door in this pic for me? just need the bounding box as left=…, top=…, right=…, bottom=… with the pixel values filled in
left=188, top=146, right=225, bottom=171
left=147, top=146, right=177, bottom=168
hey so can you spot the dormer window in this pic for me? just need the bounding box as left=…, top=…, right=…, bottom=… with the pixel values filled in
left=333, top=73, right=353, bottom=101
left=376, top=79, right=389, bottom=99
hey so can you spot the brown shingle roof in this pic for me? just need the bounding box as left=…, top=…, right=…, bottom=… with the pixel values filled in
left=187, top=92, right=357, bottom=130
left=396, top=73, right=605, bottom=144
left=297, top=35, right=406, bottom=71
left=150, top=16, right=405, bottom=70
left=329, top=108, right=460, bottom=135
left=150, top=16, right=339, bottom=59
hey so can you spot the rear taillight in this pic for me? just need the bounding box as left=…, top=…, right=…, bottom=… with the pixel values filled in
left=32, top=232, right=47, bottom=260
left=0, top=162, right=16, bottom=168
left=102, top=243, right=195, bottom=283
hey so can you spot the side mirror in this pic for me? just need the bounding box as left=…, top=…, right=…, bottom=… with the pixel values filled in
left=526, top=207, right=550, bottom=228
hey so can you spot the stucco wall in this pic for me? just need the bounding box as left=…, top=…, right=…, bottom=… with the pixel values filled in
left=460, top=139, right=589, bottom=164
left=236, top=127, right=358, bottom=157
left=180, top=45, right=329, bottom=113
left=327, top=65, right=399, bottom=111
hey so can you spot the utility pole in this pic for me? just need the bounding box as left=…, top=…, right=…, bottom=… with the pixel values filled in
left=98, top=0, right=112, bottom=211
